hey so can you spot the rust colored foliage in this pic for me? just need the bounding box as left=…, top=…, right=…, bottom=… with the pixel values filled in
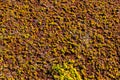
left=0, top=0, right=120, bottom=80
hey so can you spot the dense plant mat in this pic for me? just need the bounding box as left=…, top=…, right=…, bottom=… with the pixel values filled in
left=0, top=0, right=120, bottom=80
